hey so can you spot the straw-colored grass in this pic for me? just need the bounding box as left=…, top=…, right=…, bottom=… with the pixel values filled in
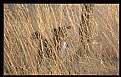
left=4, top=4, right=119, bottom=75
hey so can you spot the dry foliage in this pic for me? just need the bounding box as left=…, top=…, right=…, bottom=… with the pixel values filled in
left=4, top=4, right=119, bottom=75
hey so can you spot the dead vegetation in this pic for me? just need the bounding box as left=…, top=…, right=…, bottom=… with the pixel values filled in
left=4, top=4, right=119, bottom=75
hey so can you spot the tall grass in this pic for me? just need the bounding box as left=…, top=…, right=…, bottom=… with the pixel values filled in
left=4, top=4, right=119, bottom=75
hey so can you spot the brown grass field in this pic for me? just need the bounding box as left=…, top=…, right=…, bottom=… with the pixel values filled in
left=4, top=4, right=119, bottom=75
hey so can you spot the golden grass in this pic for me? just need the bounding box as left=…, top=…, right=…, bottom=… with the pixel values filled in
left=4, top=4, right=119, bottom=75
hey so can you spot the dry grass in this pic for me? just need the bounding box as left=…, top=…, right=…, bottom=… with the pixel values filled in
left=4, top=4, right=119, bottom=75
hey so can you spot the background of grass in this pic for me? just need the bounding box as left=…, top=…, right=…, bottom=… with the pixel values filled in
left=4, top=4, right=119, bottom=75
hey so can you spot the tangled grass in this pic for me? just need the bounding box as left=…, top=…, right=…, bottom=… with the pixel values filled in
left=4, top=4, right=119, bottom=75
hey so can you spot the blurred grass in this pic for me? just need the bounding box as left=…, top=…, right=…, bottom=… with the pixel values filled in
left=4, top=4, right=119, bottom=75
